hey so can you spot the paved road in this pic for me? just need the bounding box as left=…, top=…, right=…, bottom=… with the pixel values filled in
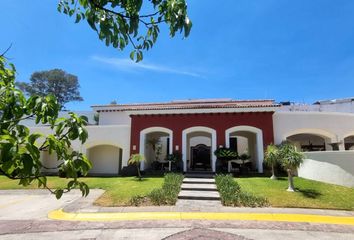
left=0, top=190, right=353, bottom=239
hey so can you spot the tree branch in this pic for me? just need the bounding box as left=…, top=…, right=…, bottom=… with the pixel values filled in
left=0, top=114, right=35, bottom=125
left=0, top=43, right=12, bottom=58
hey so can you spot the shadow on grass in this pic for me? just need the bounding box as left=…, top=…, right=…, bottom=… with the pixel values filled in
left=235, top=173, right=288, bottom=180
left=297, top=188, right=322, bottom=199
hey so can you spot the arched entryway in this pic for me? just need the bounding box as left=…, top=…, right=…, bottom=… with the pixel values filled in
left=87, top=144, right=122, bottom=176
left=284, top=129, right=337, bottom=151
left=139, top=127, right=173, bottom=170
left=344, top=135, right=354, bottom=150
left=225, top=126, right=264, bottom=173
left=286, top=134, right=329, bottom=151
left=182, top=126, right=217, bottom=172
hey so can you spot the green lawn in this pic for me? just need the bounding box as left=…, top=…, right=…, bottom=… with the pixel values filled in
left=237, top=177, right=354, bottom=210
left=0, top=176, right=164, bottom=206
left=1, top=175, right=354, bottom=210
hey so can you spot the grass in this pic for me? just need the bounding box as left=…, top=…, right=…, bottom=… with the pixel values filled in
left=0, top=175, right=164, bottom=206
left=215, top=174, right=269, bottom=207
left=237, top=176, right=354, bottom=210
left=1, top=175, right=353, bottom=210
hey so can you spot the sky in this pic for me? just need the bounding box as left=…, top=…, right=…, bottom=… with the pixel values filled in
left=1, top=0, right=354, bottom=110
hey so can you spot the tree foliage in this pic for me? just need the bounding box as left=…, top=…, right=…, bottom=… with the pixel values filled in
left=0, top=56, right=91, bottom=198
left=278, top=143, right=304, bottom=192
left=58, top=0, right=192, bottom=62
left=17, top=69, right=83, bottom=110
left=128, top=153, right=145, bottom=180
left=264, top=144, right=280, bottom=180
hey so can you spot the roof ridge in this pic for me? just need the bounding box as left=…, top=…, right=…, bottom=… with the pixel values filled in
left=91, top=99, right=275, bottom=108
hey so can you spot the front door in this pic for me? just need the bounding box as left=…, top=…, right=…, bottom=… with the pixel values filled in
left=191, top=144, right=211, bottom=170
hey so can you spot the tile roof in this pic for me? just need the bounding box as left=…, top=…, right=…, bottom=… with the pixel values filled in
left=92, top=99, right=280, bottom=112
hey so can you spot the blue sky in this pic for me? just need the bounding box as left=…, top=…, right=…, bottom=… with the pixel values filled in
left=1, top=0, right=354, bottom=110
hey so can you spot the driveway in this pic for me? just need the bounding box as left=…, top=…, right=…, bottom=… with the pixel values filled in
left=0, top=190, right=82, bottom=220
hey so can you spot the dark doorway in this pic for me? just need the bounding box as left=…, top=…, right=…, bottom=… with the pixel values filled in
left=191, top=144, right=211, bottom=170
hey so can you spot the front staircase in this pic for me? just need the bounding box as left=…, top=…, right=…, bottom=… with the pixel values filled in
left=176, top=172, right=222, bottom=210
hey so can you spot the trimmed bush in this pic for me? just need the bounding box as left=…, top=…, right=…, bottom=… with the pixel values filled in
left=148, top=189, right=166, bottom=205
left=215, top=174, right=269, bottom=207
left=148, top=173, right=184, bottom=205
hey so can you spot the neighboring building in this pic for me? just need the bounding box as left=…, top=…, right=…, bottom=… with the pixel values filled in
left=31, top=98, right=354, bottom=187
left=279, top=97, right=354, bottom=113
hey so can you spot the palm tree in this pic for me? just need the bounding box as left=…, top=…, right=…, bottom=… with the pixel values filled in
left=264, top=144, right=279, bottom=180
left=279, top=143, right=304, bottom=192
left=128, top=154, right=145, bottom=181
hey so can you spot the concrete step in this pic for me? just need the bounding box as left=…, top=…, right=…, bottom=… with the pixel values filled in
left=181, top=183, right=217, bottom=191
left=175, top=199, right=223, bottom=209
left=184, top=173, right=215, bottom=179
left=183, top=178, right=215, bottom=184
left=178, top=190, right=221, bottom=200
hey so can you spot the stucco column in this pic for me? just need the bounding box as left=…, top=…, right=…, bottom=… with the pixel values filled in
left=182, top=131, right=187, bottom=172
left=139, top=132, right=145, bottom=170
left=256, top=133, right=264, bottom=173
left=338, top=137, right=346, bottom=151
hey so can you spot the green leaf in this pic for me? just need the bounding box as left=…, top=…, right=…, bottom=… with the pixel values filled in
left=130, top=51, right=135, bottom=61
left=55, top=189, right=64, bottom=199
left=75, top=13, right=82, bottom=23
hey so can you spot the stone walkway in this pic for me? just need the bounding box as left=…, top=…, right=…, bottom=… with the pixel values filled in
left=176, top=172, right=222, bottom=211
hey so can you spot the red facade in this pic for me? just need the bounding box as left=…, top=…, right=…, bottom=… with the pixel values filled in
left=130, top=112, right=274, bottom=154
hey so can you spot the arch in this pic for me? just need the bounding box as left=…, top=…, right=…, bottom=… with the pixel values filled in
left=182, top=126, right=217, bottom=172
left=225, top=125, right=264, bottom=173
left=343, top=133, right=354, bottom=150
left=282, top=128, right=337, bottom=142
left=343, top=131, right=354, bottom=139
left=86, top=144, right=122, bottom=176
left=139, top=126, right=173, bottom=170
left=85, top=141, right=123, bottom=150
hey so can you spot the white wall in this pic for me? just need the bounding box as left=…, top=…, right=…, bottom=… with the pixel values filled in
left=273, top=112, right=354, bottom=150
left=298, top=151, right=354, bottom=188
left=41, top=152, right=60, bottom=174
left=30, top=125, right=131, bottom=174
left=87, top=145, right=120, bottom=175
left=99, top=112, right=131, bottom=125
left=190, top=136, right=211, bottom=147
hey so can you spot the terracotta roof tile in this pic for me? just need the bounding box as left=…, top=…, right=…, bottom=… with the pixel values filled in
left=92, top=99, right=280, bottom=112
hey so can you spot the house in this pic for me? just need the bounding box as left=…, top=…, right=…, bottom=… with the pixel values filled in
left=32, top=98, right=354, bottom=187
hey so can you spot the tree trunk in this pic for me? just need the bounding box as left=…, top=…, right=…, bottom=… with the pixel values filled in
left=270, top=164, right=277, bottom=180
left=287, top=169, right=295, bottom=192
left=137, top=164, right=142, bottom=181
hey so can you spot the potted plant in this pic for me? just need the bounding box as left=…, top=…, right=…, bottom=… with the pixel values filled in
left=239, top=153, right=251, bottom=174
left=167, top=151, right=182, bottom=172
left=214, top=147, right=238, bottom=172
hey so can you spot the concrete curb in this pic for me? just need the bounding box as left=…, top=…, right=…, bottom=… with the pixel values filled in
left=48, top=208, right=354, bottom=226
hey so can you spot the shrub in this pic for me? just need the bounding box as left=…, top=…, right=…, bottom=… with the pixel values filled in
left=148, top=189, right=166, bottom=205
left=238, top=192, right=269, bottom=207
left=215, top=174, right=269, bottom=207
left=130, top=195, right=145, bottom=206
left=148, top=173, right=183, bottom=205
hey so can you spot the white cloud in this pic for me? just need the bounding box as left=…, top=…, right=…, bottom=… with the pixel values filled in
left=91, top=55, right=202, bottom=78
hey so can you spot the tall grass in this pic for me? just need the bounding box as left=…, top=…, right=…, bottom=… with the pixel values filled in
left=148, top=173, right=184, bottom=205
left=215, top=174, right=269, bottom=207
